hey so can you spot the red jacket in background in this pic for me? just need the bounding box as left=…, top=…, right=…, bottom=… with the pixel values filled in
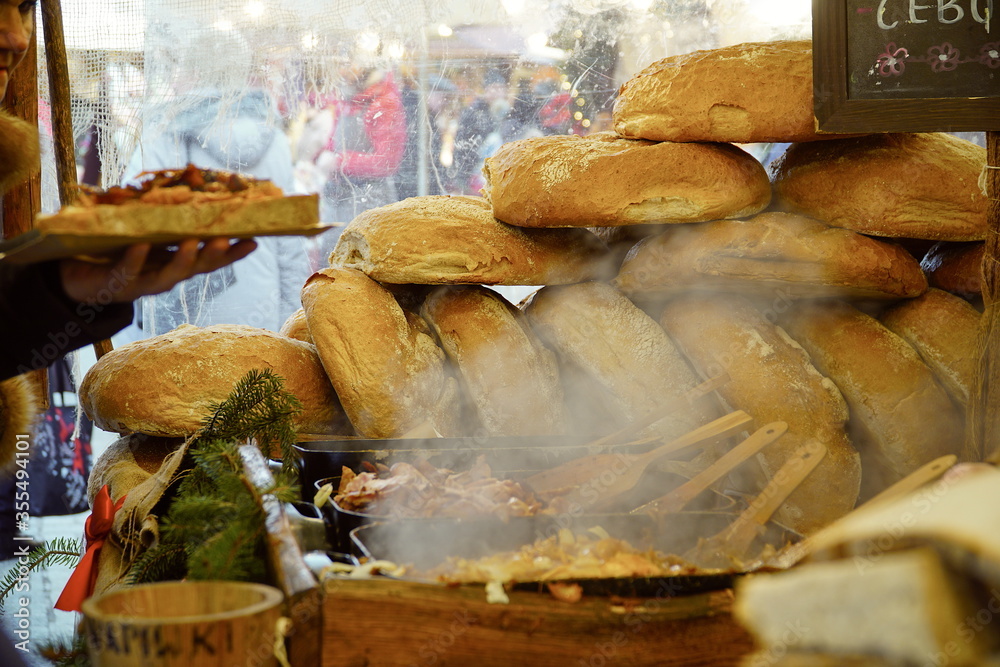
left=325, top=72, right=406, bottom=180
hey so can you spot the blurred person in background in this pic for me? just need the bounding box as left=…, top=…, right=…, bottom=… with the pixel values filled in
left=450, top=67, right=509, bottom=195
left=500, top=75, right=544, bottom=143
left=296, top=60, right=406, bottom=255
left=536, top=78, right=573, bottom=136
left=397, top=71, right=457, bottom=199
left=124, top=25, right=311, bottom=335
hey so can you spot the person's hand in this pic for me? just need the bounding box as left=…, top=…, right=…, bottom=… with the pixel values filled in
left=58, top=237, right=257, bottom=304
left=315, top=149, right=343, bottom=176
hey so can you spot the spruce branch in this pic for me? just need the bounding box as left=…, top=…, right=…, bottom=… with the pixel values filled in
left=199, top=368, right=302, bottom=473
left=0, top=537, right=83, bottom=612
left=40, top=633, right=89, bottom=666
left=126, top=369, right=303, bottom=586
left=126, top=542, right=189, bottom=585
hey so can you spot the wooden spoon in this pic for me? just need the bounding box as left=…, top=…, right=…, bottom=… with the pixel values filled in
left=684, top=440, right=827, bottom=570
left=861, top=454, right=958, bottom=509
left=765, top=453, right=958, bottom=570
left=630, top=421, right=788, bottom=515
left=523, top=410, right=754, bottom=505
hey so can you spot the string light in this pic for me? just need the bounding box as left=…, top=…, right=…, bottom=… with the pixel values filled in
left=357, top=31, right=380, bottom=54
left=301, top=32, right=319, bottom=50
left=245, top=1, right=265, bottom=19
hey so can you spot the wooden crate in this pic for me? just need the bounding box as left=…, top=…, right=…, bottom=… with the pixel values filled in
left=319, top=578, right=753, bottom=667
left=249, top=442, right=754, bottom=666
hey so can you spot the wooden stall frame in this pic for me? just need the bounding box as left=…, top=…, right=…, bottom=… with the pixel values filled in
left=812, top=0, right=1000, bottom=133
left=812, top=0, right=1000, bottom=461
left=40, top=0, right=115, bottom=360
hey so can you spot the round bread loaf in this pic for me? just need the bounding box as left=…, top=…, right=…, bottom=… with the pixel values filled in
left=614, top=212, right=929, bottom=301
left=779, top=300, right=966, bottom=494
left=660, top=293, right=861, bottom=535
left=920, top=241, right=984, bottom=299
left=482, top=132, right=771, bottom=227
left=421, top=285, right=566, bottom=436
left=879, top=288, right=981, bottom=407
left=79, top=324, right=350, bottom=437
left=87, top=433, right=184, bottom=507
left=301, top=267, right=462, bottom=438
left=522, top=281, right=723, bottom=442
left=330, top=195, right=614, bottom=285
left=279, top=308, right=313, bottom=344
left=770, top=133, right=988, bottom=241
left=613, top=40, right=833, bottom=143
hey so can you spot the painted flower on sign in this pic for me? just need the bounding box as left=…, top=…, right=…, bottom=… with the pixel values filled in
left=927, top=42, right=960, bottom=72
left=876, top=43, right=907, bottom=77
left=982, top=42, right=1000, bottom=69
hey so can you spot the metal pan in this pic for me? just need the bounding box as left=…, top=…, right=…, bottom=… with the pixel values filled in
left=295, top=434, right=650, bottom=498
left=349, top=511, right=799, bottom=597
left=294, top=431, right=737, bottom=504
left=313, top=471, right=739, bottom=556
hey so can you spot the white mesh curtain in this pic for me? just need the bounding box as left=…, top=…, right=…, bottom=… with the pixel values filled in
left=32, top=0, right=811, bottom=336
left=36, top=0, right=520, bottom=196
left=36, top=0, right=811, bottom=199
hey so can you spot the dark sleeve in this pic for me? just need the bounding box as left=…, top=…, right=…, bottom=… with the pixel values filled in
left=0, top=630, right=29, bottom=667
left=0, top=261, right=133, bottom=380
left=452, top=102, right=493, bottom=175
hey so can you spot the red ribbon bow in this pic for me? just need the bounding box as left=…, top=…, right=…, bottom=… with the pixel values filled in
left=55, top=485, right=126, bottom=612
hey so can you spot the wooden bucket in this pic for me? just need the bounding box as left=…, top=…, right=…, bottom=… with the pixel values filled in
left=81, top=581, right=285, bottom=667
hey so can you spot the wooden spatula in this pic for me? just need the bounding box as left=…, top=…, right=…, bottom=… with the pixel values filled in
left=522, top=410, right=754, bottom=505
left=630, top=421, right=788, bottom=515
left=861, top=454, right=958, bottom=509
left=765, top=453, right=959, bottom=570
left=583, top=372, right=731, bottom=449
left=685, top=440, right=827, bottom=570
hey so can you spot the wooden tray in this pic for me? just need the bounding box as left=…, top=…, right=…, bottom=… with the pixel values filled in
left=0, top=224, right=333, bottom=264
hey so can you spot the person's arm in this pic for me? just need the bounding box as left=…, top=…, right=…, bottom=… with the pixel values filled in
left=451, top=102, right=493, bottom=176
left=338, top=93, right=407, bottom=179
left=0, top=260, right=132, bottom=379
left=317, top=92, right=407, bottom=180
left=0, top=238, right=256, bottom=380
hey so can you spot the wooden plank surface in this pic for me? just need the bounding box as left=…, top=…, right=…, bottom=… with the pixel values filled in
left=320, top=578, right=753, bottom=666
left=975, top=132, right=1000, bottom=462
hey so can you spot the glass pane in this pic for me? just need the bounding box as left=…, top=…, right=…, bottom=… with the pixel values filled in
left=42, top=0, right=816, bottom=335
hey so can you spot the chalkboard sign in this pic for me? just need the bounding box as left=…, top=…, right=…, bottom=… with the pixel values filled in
left=813, top=0, right=1000, bottom=132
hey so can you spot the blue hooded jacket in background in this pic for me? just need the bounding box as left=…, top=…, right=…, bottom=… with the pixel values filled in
left=125, top=89, right=313, bottom=335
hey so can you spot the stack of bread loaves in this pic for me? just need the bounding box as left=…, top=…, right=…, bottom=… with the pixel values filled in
left=602, top=39, right=982, bottom=528
left=79, top=39, right=987, bottom=538
left=483, top=38, right=981, bottom=533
